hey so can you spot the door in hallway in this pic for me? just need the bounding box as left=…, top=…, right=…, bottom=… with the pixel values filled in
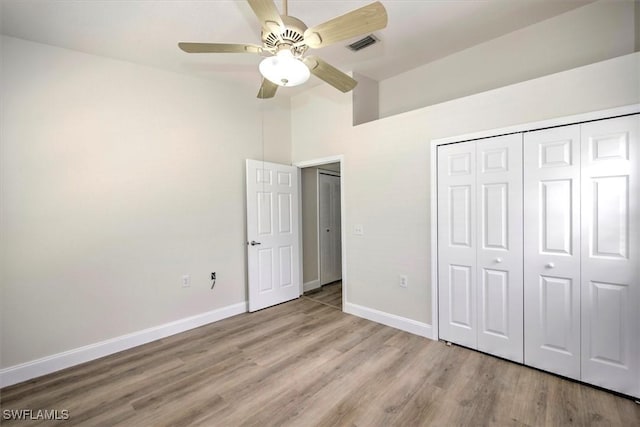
left=319, top=171, right=341, bottom=285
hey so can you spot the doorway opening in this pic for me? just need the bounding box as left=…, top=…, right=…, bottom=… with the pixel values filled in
left=298, top=160, right=343, bottom=311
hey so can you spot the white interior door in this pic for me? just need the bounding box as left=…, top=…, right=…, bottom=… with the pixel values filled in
left=246, top=159, right=300, bottom=312
left=580, top=115, right=639, bottom=397
left=523, top=125, right=582, bottom=380
left=476, top=134, right=523, bottom=363
left=438, top=141, right=477, bottom=349
left=319, top=172, right=342, bottom=285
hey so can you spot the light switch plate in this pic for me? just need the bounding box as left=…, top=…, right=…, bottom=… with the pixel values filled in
left=182, top=274, right=191, bottom=288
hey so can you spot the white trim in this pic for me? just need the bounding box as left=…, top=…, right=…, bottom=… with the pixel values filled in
left=315, top=168, right=322, bottom=285
left=294, top=155, right=343, bottom=169
left=297, top=168, right=304, bottom=296
left=430, top=138, right=440, bottom=342
left=294, top=155, right=347, bottom=311
left=339, top=160, right=346, bottom=309
left=429, top=104, right=640, bottom=344
left=344, top=303, right=434, bottom=340
left=0, top=302, right=247, bottom=388
left=303, top=279, right=321, bottom=293
left=433, top=104, right=640, bottom=146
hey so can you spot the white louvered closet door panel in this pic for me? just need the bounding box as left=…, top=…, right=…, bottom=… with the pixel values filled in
left=476, top=134, right=523, bottom=363
left=580, top=115, right=640, bottom=398
left=438, top=141, right=478, bottom=349
left=523, top=125, right=582, bottom=380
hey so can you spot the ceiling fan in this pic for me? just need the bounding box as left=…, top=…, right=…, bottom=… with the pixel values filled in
left=178, top=0, right=388, bottom=99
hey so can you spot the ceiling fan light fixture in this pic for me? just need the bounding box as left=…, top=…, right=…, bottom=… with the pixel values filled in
left=259, top=49, right=310, bottom=87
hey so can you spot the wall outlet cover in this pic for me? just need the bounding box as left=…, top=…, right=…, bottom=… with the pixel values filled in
left=399, top=275, right=408, bottom=288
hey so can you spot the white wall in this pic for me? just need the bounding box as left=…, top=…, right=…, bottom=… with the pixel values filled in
left=0, top=36, right=291, bottom=368
left=292, top=52, right=640, bottom=326
left=380, top=0, right=638, bottom=118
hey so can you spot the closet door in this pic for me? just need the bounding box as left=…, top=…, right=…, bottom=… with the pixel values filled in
left=524, top=125, right=581, bottom=380
left=319, top=172, right=342, bottom=285
left=581, top=115, right=640, bottom=397
left=476, top=134, right=523, bottom=363
left=438, top=141, right=477, bottom=348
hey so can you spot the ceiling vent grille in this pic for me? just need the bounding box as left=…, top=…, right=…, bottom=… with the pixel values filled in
left=346, top=34, right=378, bottom=52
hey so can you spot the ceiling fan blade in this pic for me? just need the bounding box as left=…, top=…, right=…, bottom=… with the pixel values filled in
left=247, top=0, right=284, bottom=30
left=178, top=42, right=264, bottom=54
left=257, top=78, right=278, bottom=99
left=303, top=56, right=357, bottom=93
left=303, top=1, right=387, bottom=49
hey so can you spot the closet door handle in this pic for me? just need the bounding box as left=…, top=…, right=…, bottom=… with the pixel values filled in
left=495, top=257, right=503, bottom=263
left=546, top=262, right=555, bottom=268
left=250, top=241, right=261, bottom=246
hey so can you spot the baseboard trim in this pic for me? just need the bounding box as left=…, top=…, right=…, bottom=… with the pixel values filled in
left=303, top=279, right=321, bottom=293
left=0, top=302, right=248, bottom=388
left=344, top=302, right=434, bottom=340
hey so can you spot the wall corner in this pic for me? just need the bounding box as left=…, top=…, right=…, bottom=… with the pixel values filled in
left=352, top=72, right=379, bottom=126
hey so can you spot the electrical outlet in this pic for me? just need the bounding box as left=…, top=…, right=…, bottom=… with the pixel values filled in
left=399, top=275, right=408, bottom=288
left=354, top=224, right=364, bottom=235
left=182, top=274, right=191, bottom=288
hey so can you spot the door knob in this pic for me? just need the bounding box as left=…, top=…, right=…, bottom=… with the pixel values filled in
left=495, top=257, right=503, bottom=263
left=546, top=262, right=555, bottom=268
left=250, top=241, right=261, bottom=246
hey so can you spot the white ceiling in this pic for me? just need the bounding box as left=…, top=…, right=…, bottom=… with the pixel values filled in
left=1, top=0, right=595, bottom=96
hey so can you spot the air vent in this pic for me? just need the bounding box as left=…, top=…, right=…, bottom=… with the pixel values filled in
left=346, top=35, right=378, bottom=52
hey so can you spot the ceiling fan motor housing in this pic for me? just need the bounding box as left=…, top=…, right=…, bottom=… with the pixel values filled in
left=262, top=15, right=307, bottom=56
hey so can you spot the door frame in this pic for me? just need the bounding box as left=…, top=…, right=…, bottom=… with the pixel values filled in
left=429, top=104, right=640, bottom=342
left=294, top=155, right=347, bottom=311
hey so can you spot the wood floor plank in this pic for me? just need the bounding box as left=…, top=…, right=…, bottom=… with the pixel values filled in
left=350, top=340, right=442, bottom=426
left=313, top=333, right=434, bottom=426
left=510, top=364, right=552, bottom=425
left=215, top=322, right=396, bottom=424
left=2, top=296, right=639, bottom=426
left=303, top=281, right=342, bottom=310
left=248, top=328, right=402, bottom=427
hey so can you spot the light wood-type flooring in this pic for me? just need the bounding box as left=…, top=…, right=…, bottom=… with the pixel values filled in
left=303, top=281, right=342, bottom=310
left=1, top=296, right=639, bottom=426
